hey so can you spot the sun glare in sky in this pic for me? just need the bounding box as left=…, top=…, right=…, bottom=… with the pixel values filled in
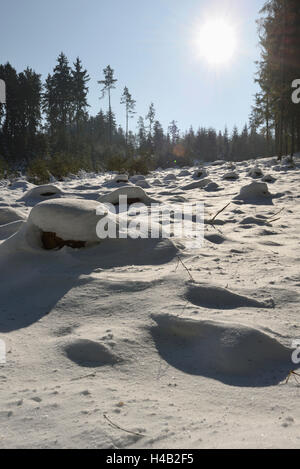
left=196, top=18, right=237, bottom=65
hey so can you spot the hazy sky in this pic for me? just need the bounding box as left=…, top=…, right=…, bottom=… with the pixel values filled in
left=1, top=0, right=265, bottom=134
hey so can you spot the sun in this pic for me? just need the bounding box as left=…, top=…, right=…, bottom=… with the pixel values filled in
left=196, top=18, right=236, bottom=65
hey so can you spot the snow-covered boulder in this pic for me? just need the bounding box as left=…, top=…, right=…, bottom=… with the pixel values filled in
left=262, top=174, right=276, bottom=183
left=164, top=174, right=177, bottom=181
left=129, top=174, right=145, bottom=184
left=193, top=168, right=208, bottom=179
left=234, top=182, right=272, bottom=201
left=9, top=178, right=33, bottom=191
left=178, top=170, right=190, bottom=177
left=181, top=178, right=212, bottom=191
left=135, top=179, right=151, bottom=189
left=204, top=182, right=221, bottom=192
left=28, top=198, right=110, bottom=246
left=152, top=179, right=162, bottom=186
left=114, top=173, right=129, bottom=183
left=1, top=199, right=114, bottom=252
left=0, top=206, right=26, bottom=225
left=248, top=166, right=264, bottom=178
left=223, top=171, right=239, bottom=180
left=98, top=186, right=156, bottom=206
left=19, top=184, right=63, bottom=203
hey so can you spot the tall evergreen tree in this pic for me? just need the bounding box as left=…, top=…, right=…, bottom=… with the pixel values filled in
left=71, top=57, right=90, bottom=134
left=120, top=86, right=136, bottom=144
left=253, top=0, right=300, bottom=158
left=98, top=65, right=117, bottom=144
left=43, top=52, right=73, bottom=150
left=168, top=120, right=180, bottom=144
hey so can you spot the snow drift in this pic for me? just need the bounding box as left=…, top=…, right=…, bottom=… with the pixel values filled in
left=151, top=313, right=291, bottom=383
left=98, top=186, right=157, bottom=206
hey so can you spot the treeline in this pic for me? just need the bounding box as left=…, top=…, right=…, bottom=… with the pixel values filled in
left=251, top=0, right=300, bottom=159
left=0, top=52, right=273, bottom=181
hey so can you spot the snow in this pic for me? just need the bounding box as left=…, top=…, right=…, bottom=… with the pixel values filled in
left=248, top=166, right=264, bottom=179
left=0, top=154, right=300, bottom=449
left=0, top=206, right=25, bottom=224
left=98, top=186, right=157, bottom=206
left=113, top=173, right=129, bottom=183
left=234, top=181, right=272, bottom=202
left=19, top=184, right=63, bottom=203
left=223, top=171, right=239, bottom=180
left=27, top=198, right=109, bottom=244
left=151, top=313, right=290, bottom=379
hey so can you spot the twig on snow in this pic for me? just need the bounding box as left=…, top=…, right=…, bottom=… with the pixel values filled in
left=103, top=413, right=146, bottom=438
left=175, top=255, right=195, bottom=282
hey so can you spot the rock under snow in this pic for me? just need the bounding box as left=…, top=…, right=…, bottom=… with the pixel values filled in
left=223, top=171, right=239, bottom=180
left=20, top=184, right=63, bottom=202
left=98, top=186, right=156, bottom=206
left=28, top=198, right=111, bottom=245
left=134, top=179, right=151, bottom=189
left=193, top=168, right=209, bottom=179
left=234, top=181, right=272, bottom=201
left=248, top=166, right=264, bottom=178
left=262, top=174, right=276, bottom=183
left=114, top=173, right=129, bottom=183
left=129, top=175, right=145, bottom=184
left=181, top=178, right=212, bottom=191
left=178, top=169, right=191, bottom=177
left=204, top=182, right=221, bottom=192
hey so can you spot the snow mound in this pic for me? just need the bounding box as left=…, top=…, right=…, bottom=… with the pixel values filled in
left=205, top=233, right=227, bottom=244
left=223, top=171, right=239, bottom=180
left=262, top=174, right=276, bottom=183
left=178, top=170, right=191, bottom=177
left=9, top=179, right=33, bottom=191
left=0, top=206, right=25, bottom=225
left=129, top=175, right=145, bottom=184
left=182, top=178, right=212, bottom=190
left=164, top=174, right=177, bottom=181
left=186, top=283, right=274, bottom=309
left=0, top=220, right=24, bottom=240
left=248, top=166, right=264, bottom=178
left=20, top=184, right=63, bottom=202
left=63, top=339, right=120, bottom=367
left=114, top=174, right=129, bottom=183
left=98, top=186, right=156, bottom=206
left=151, top=314, right=291, bottom=380
left=135, top=179, right=151, bottom=189
left=204, top=182, right=221, bottom=192
left=193, top=168, right=208, bottom=179
left=239, top=216, right=267, bottom=226
left=234, top=182, right=272, bottom=202
left=152, top=179, right=162, bottom=185
left=28, top=198, right=109, bottom=245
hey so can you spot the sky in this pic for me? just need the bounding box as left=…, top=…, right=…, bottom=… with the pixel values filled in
left=0, top=0, right=266, bottom=135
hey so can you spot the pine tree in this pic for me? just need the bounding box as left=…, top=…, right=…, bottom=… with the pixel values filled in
left=98, top=65, right=117, bottom=144
left=43, top=52, right=74, bottom=150
left=71, top=57, right=90, bottom=135
left=253, top=0, right=300, bottom=159
left=168, top=120, right=180, bottom=145
left=120, top=86, right=136, bottom=144
left=145, top=103, right=155, bottom=139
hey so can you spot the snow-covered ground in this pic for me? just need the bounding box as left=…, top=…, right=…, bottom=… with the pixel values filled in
left=0, top=155, right=300, bottom=449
